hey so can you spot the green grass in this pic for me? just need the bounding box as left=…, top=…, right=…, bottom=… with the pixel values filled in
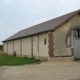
left=0, top=54, right=40, bottom=66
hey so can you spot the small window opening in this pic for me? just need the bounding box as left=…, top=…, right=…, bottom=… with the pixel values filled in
left=44, top=38, right=47, bottom=45
left=73, top=29, right=80, bottom=38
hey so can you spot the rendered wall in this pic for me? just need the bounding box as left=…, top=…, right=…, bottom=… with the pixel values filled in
left=33, top=33, right=48, bottom=59
left=33, top=36, right=38, bottom=57
left=70, top=14, right=80, bottom=27
left=8, top=41, right=13, bottom=54
left=22, top=37, right=31, bottom=57
left=39, top=33, right=48, bottom=57
left=3, top=32, right=48, bottom=59
left=54, top=14, right=80, bottom=56
left=14, top=39, right=20, bottom=56
left=3, top=42, right=7, bottom=53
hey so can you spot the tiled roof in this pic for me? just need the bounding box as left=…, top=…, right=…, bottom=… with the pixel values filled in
left=3, top=9, right=80, bottom=41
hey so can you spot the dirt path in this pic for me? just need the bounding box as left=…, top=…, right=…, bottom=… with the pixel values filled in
left=0, top=58, right=80, bottom=80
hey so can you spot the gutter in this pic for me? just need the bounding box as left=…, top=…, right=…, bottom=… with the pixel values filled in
left=3, top=29, right=53, bottom=42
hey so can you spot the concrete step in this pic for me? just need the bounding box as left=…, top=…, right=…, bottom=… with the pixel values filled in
left=48, top=57, right=74, bottom=62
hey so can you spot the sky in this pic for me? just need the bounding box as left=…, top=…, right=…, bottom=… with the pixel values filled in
left=0, top=0, right=80, bottom=44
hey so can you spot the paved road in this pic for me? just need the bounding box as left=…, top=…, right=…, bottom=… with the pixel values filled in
left=0, top=58, right=80, bottom=80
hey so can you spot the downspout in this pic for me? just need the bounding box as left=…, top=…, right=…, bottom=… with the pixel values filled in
left=7, top=42, right=8, bottom=54
left=71, top=31, right=73, bottom=48
left=13, top=40, right=14, bottom=53
left=71, top=30, right=74, bottom=56
left=20, top=39, right=22, bottom=57
left=31, top=37, right=33, bottom=58
left=36, top=34, right=40, bottom=59
left=3, top=42, right=4, bottom=52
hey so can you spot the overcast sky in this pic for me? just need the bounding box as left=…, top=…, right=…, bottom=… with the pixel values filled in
left=0, top=0, right=80, bottom=44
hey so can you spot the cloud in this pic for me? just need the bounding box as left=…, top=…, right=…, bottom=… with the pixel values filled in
left=3, top=0, right=14, bottom=5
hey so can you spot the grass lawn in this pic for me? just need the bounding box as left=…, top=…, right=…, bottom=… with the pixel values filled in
left=0, top=54, right=40, bottom=66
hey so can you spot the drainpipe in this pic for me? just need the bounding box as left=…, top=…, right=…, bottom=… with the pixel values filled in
left=13, top=40, right=14, bottom=53
left=36, top=34, right=40, bottom=59
left=20, top=39, right=22, bottom=57
left=71, top=31, right=73, bottom=48
left=7, top=42, right=8, bottom=54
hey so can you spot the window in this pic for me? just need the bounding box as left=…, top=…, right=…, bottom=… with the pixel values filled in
left=73, top=29, right=80, bottom=38
left=44, top=38, right=47, bottom=45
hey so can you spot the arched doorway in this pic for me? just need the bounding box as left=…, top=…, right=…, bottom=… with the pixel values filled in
left=66, top=26, right=80, bottom=60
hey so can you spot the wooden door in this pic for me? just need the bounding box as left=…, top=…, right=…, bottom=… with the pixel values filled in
left=74, top=38, right=80, bottom=60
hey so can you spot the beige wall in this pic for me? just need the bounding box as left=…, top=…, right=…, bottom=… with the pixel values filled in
left=8, top=41, right=13, bottom=54
left=21, top=33, right=48, bottom=58
left=33, top=33, right=48, bottom=59
left=39, top=33, right=48, bottom=57
left=33, top=36, right=38, bottom=57
left=14, top=39, right=20, bottom=56
left=3, top=32, right=48, bottom=59
left=22, top=37, right=31, bottom=57
left=3, top=42, right=7, bottom=53
left=54, top=14, right=80, bottom=56
left=70, top=14, right=80, bottom=27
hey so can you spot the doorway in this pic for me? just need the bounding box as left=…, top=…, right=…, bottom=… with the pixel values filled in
left=73, top=29, right=80, bottom=60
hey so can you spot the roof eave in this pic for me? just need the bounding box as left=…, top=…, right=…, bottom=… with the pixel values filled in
left=3, top=29, right=53, bottom=42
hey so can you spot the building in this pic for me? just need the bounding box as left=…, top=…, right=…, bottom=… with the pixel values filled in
left=3, top=9, right=80, bottom=60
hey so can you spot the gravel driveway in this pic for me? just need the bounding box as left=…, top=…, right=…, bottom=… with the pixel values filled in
left=0, top=57, right=80, bottom=80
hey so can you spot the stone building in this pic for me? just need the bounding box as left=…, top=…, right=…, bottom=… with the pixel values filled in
left=3, top=9, right=80, bottom=60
